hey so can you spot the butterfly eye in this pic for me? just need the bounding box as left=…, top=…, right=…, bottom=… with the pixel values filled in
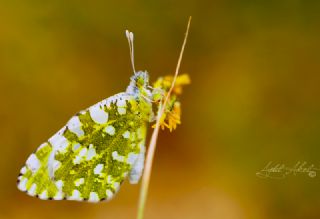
left=136, top=75, right=146, bottom=87
left=132, top=71, right=149, bottom=88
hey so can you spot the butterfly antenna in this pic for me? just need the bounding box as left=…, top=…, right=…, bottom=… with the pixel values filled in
left=126, top=30, right=136, bottom=73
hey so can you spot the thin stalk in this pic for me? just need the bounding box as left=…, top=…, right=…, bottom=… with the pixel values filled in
left=136, top=16, right=192, bottom=219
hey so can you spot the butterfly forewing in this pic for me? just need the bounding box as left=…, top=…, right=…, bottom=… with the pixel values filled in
left=17, top=92, right=149, bottom=202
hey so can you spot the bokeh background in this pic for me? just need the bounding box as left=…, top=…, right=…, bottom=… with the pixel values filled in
left=1, top=1, right=320, bottom=219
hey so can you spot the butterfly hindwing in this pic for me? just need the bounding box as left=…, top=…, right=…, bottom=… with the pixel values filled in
left=17, top=92, right=149, bottom=202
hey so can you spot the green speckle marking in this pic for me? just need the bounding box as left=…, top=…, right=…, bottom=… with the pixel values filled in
left=17, top=71, right=153, bottom=202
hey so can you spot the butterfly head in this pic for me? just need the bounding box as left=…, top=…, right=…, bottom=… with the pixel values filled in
left=133, top=71, right=149, bottom=88
left=126, top=71, right=151, bottom=98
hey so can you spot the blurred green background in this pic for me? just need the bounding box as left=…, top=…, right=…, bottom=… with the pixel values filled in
left=1, top=1, right=320, bottom=219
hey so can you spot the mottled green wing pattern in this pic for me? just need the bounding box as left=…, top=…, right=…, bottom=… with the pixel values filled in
left=17, top=92, right=150, bottom=202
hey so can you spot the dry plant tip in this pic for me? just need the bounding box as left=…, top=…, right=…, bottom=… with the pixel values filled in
left=136, top=16, right=192, bottom=219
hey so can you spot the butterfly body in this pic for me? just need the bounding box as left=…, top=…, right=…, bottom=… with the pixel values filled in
left=17, top=71, right=153, bottom=202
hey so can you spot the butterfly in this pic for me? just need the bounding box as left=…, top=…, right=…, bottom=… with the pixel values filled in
left=17, top=31, right=156, bottom=202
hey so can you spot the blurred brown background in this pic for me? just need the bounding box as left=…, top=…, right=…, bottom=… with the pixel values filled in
left=1, top=1, right=320, bottom=219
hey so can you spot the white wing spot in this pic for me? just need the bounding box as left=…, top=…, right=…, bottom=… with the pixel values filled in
left=55, top=180, right=64, bottom=190
left=89, top=192, right=99, bottom=202
left=117, top=99, right=126, bottom=107
left=94, top=164, right=104, bottom=175
left=118, top=107, right=126, bottom=115
left=117, top=98, right=127, bottom=115
left=68, top=189, right=82, bottom=201
left=20, top=166, right=27, bottom=174
left=107, top=175, right=114, bottom=184
left=53, top=160, right=61, bottom=173
left=103, top=93, right=133, bottom=108
left=39, top=190, right=48, bottom=200
left=105, top=125, right=115, bottom=136
left=86, top=144, right=96, bottom=160
left=75, top=178, right=84, bottom=187
left=129, top=152, right=145, bottom=184
left=79, top=148, right=87, bottom=156
left=73, top=147, right=87, bottom=164
left=26, top=154, right=40, bottom=173
left=112, top=151, right=125, bottom=162
left=127, top=152, right=139, bottom=165
left=49, top=132, right=69, bottom=153
left=17, top=178, right=28, bottom=191
left=54, top=191, right=64, bottom=200
left=138, top=141, right=146, bottom=153
left=73, top=156, right=81, bottom=165
left=89, top=105, right=109, bottom=124
left=106, top=189, right=113, bottom=199
left=67, top=116, right=84, bottom=137
left=28, top=183, right=37, bottom=196
left=113, top=182, right=120, bottom=192
left=73, top=143, right=81, bottom=151
left=122, top=130, right=130, bottom=139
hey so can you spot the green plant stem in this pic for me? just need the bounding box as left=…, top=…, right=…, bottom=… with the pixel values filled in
left=136, top=16, right=191, bottom=219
